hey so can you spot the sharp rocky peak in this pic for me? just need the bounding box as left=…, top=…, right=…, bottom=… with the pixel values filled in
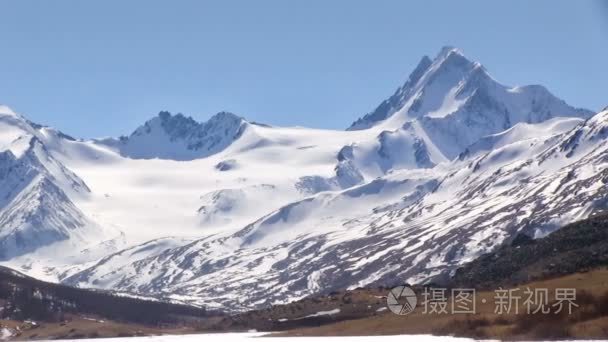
left=348, top=46, right=590, bottom=132
left=348, top=46, right=489, bottom=130
left=0, top=105, right=21, bottom=118
left=414, top=46, right=484, bottom=83
left=117, top=110, right=250, bottom=160
left=434, top=46, right=474, bottom=68
left=132, top=110, right=247, bottom=139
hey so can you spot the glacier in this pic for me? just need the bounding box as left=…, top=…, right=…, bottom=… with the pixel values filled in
left=0, top=47, right=602, bottom=312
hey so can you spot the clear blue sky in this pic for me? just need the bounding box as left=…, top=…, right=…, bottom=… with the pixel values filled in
left=0, top=0, right=606, bottom=138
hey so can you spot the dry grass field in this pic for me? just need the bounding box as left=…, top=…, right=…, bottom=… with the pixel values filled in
left=277, top=268, right=608, bottom=340
left=1, top=315, right=200, bottom=340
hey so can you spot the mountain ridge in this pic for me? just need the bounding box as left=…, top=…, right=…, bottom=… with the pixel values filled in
left=0, top=47, right=603, bottom=313
left=348, top=47, right=592, bottom=133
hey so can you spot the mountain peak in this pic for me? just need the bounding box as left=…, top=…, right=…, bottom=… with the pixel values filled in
left=408, top=55, right=433, bottom=84
left=437, top=45, right=463, bottom=58
left=432, top=46, right=477, bottom=75
left=348, top=46, right=590, bottom=134
left=112, top=110, right=250, bottom=160
left=154, top=110, right=246, bottom=129
left=430, top=46, right=480, bottom=75
left=347, top=47, right=483, bottom=130
left=0, top=104, right=17, bottom=116
left=207, top=111, right=246, bottom=125
left=0, top=105, right=20, bottom=118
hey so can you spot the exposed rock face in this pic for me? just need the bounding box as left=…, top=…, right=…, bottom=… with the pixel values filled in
left=113, top=111, right=249, bottom=160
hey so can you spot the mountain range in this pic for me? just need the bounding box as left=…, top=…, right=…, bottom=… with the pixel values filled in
left=0, top=47, right=602, bottom=312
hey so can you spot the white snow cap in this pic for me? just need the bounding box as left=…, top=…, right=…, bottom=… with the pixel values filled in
left=437, top=45, right=463, bottom=57
left=0, top=105, right=20, bottom=118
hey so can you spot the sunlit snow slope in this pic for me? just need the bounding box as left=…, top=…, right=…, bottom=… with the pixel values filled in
left=0, top=47, right=600, bottom=312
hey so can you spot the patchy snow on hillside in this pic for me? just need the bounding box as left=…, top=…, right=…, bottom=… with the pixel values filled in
left=0, top=328, right=13, bottom=341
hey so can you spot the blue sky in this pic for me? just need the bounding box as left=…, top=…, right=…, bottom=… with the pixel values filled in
left=0, top=0, right=606, bottom=138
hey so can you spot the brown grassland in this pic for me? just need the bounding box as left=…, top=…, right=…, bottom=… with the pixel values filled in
left=2, top=269, right=607, bottom=340
left=0, top=315, right=201, bottom=340
left=277, top=268, right=608, bottom=340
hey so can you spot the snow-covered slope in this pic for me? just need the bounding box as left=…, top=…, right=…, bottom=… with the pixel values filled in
left=458, top=117, right=584, bottom=159
left=64, top=110, right=606, bottom=311
left=0, top=47, right=602, bottom=312
left=0, top=108, right=116, bottom=264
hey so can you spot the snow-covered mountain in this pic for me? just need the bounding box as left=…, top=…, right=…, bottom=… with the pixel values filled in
left=0, top=47, right=603, bottom=312
left=0, top=107, right=118, bottom=264
left=64, top=110, right=605, bottom=311
left=348, top=46, right=592, bottom=161
left=97, top=111, right=249, bottom=160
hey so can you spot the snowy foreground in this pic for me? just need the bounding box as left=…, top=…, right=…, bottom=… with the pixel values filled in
left=53, top=332, right=494, bottom=342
